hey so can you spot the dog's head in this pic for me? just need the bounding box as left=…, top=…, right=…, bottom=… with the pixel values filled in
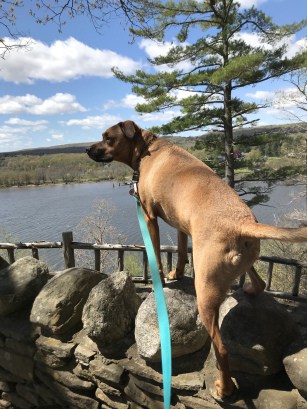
left=86, top=120, right=142, bottom=164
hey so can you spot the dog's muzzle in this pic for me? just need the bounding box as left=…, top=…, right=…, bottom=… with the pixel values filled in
left=86, top=147, right=113, bottom=163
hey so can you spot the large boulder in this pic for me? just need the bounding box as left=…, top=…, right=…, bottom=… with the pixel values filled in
left=135, top=285, right=208, bottom=362
left=219, top=289, right=298, bottom=376
left=82, top=271, right=141, bottom=344
left=0, top=256, right=49, bottom=316
left=30, top=268, right=104, bottom=335
left=283, top=345, right=307, bottom=400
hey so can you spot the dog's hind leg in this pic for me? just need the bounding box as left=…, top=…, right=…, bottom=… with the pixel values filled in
left=243, top=266, right=266, bottom=295
left=196, top=279, right=235, bottom=398
left=168, top=230, right=188, bottom=280
left=193, top=249, right=236, bottom=398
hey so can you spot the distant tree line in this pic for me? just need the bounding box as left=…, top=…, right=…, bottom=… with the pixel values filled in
left=0, top=153, right=130, bottom=188
left=0, top=128, right=306, bottom=195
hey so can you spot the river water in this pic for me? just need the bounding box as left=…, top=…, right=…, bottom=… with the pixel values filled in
left=0, top=181, right=305, bottom=270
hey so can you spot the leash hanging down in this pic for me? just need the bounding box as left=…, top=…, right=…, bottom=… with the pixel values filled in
left=131, top=182, right=172, bottom=409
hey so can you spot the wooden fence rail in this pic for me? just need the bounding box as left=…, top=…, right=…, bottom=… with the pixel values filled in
left=1, top=231, right=306, bottom=303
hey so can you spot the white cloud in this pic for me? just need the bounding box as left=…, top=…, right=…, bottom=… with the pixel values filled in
left=0, top=37, right=140, bottom=84
left=246, top=90, right=275, bottom=100
left=234, top=32, right=264, bottom=48
left=247, top=85, right=307, bottom=122
left=139, top=39, right=175, bottom=59
left=50, top=133, right=64, bottom=140
left=234, top=32, right=306, bottom=59
left=103, top=94, right=146, bottom=110
left=272, top=87, right=306, bottom=110
left=0, top=125, right=34, bottom=152
left=139, top=39, right=193, bottom=72
left=138, top=110, right=179, bottom=123
left=122, top=94, right=146, bottom=108
left=247, top=86, right=305, bottom=108
left=63, top=114, right=122, bottom=130
left=237, top=0, right=267, bottom=8
left=3, top=118, right=48, bottom=135
left=0, top=93, right=86, bottom=115
left=286, top=37, right=307, bottom=58
left=5, top=118, right=48, bottom=127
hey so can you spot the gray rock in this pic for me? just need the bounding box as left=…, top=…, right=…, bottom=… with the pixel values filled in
left=219, top=289, right=298, bottom=376
left=0, top=347, right=34, bottom=381
left=2, top=392, right=33, bottom=409
left=0, top=256, right=49, bottom=316
left=15, top=384, right=41, bottom=407
left=95, top=388, right=129, bottom=409
left=135, top=287, right=208, bottom=362
left=124, top=378, right=164, bottom=409
left=30, top=267, right=104, bottom=335
left=38, top=366, right=95, bottom=391
left=256, top=389, right=297, bottom=409
left=36, top=369, right=99, bottom=409
left=5, top=338, right=35, bottom=357
left=82, top=271, right=141, bottom=344
left=89, top=355, right=125, bottom=385
left=0, top=381, right=11, bottom=392
left=283, top=347, right=307, bottom=399
left=35, top=335, right=76, bottom=358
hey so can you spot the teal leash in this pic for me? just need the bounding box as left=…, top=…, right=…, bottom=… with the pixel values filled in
left=131, top=184, right=172, bottom=409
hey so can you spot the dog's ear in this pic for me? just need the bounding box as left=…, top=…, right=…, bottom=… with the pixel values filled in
left=118, top=121, right=140, bottom=140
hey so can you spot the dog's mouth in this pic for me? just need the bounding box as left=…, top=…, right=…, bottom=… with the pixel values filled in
left=91, top=155, right=113, bottom=163
left=86, top=148, right=113, bottom=163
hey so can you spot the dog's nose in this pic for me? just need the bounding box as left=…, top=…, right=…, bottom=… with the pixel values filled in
left=86, top=148, right=90, bottom=154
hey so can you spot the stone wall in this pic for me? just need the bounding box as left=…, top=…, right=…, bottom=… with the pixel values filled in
left=0, top=256, right=307, bottom=409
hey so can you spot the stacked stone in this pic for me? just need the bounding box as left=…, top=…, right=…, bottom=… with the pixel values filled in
left=0, top=256, right=307, bottom=409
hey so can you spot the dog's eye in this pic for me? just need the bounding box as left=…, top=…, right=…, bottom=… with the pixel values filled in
left=105, top=135, right=114, bottom=146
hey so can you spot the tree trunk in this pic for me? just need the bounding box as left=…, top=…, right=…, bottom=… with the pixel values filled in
left=224, top=82, right=235, bottom=188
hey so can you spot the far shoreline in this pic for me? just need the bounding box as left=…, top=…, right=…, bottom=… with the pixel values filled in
left=0, top=177, right=132, bottom=190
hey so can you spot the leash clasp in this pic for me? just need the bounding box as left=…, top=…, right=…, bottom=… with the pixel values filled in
left=129, top=182, right=138, bottom=197
left=129, top=170, right=140, bottom=198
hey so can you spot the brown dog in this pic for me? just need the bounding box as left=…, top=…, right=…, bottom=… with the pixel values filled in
left=87, top=120, right=307, bottom=399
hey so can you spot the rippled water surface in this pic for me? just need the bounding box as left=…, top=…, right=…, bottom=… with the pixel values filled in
left=0, top=181, right=305, bottom=270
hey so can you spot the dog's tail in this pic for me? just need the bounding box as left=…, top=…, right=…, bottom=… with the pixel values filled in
left=241, top=222, right=307, bottom=242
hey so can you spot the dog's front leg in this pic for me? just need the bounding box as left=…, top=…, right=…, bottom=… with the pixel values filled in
left=143, top=213, right=165, bottom=284
left=168, top=230, right=188, bottom=280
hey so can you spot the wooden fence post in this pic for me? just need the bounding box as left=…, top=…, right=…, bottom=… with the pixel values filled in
left=32, top=247, right=39, bottom=260
left=94, top=250, right=100, bottom=271
left=292, top=265, right=302, bottom=296
left=143, top=250, right=148, bottom=283
left=167, top=252, right=172, bottom=273
left=7, top=248, right=15, bottom=264
left=118, top=249, right=124, bottom=271
left=62, top=231, right=75, bottom=268
left=190, top=253, right=194, bottom=278
left=266, top=261, right=274, bottom=290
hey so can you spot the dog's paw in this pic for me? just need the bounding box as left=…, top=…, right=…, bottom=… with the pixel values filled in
left=167, top=268, right=184, bottom=281
left=213, top=379, right=237, bottom=402
left=167, top=269, right=177, bottom=280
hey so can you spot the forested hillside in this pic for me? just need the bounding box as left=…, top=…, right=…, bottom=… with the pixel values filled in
left=0, top=123, right=306, bottom=189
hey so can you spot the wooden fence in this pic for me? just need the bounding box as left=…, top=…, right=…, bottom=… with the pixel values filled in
left=1, top=231, right=306, bottom=303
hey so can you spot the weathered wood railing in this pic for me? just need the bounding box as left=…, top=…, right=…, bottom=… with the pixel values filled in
left=1, top=231, right=306, bottom=302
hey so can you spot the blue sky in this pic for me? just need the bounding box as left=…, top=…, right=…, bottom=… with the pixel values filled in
left=0, top=0, right=306, bottom=152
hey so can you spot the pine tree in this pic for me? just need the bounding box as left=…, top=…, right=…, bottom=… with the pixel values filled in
left=114, top=0, right=307, bottom=187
